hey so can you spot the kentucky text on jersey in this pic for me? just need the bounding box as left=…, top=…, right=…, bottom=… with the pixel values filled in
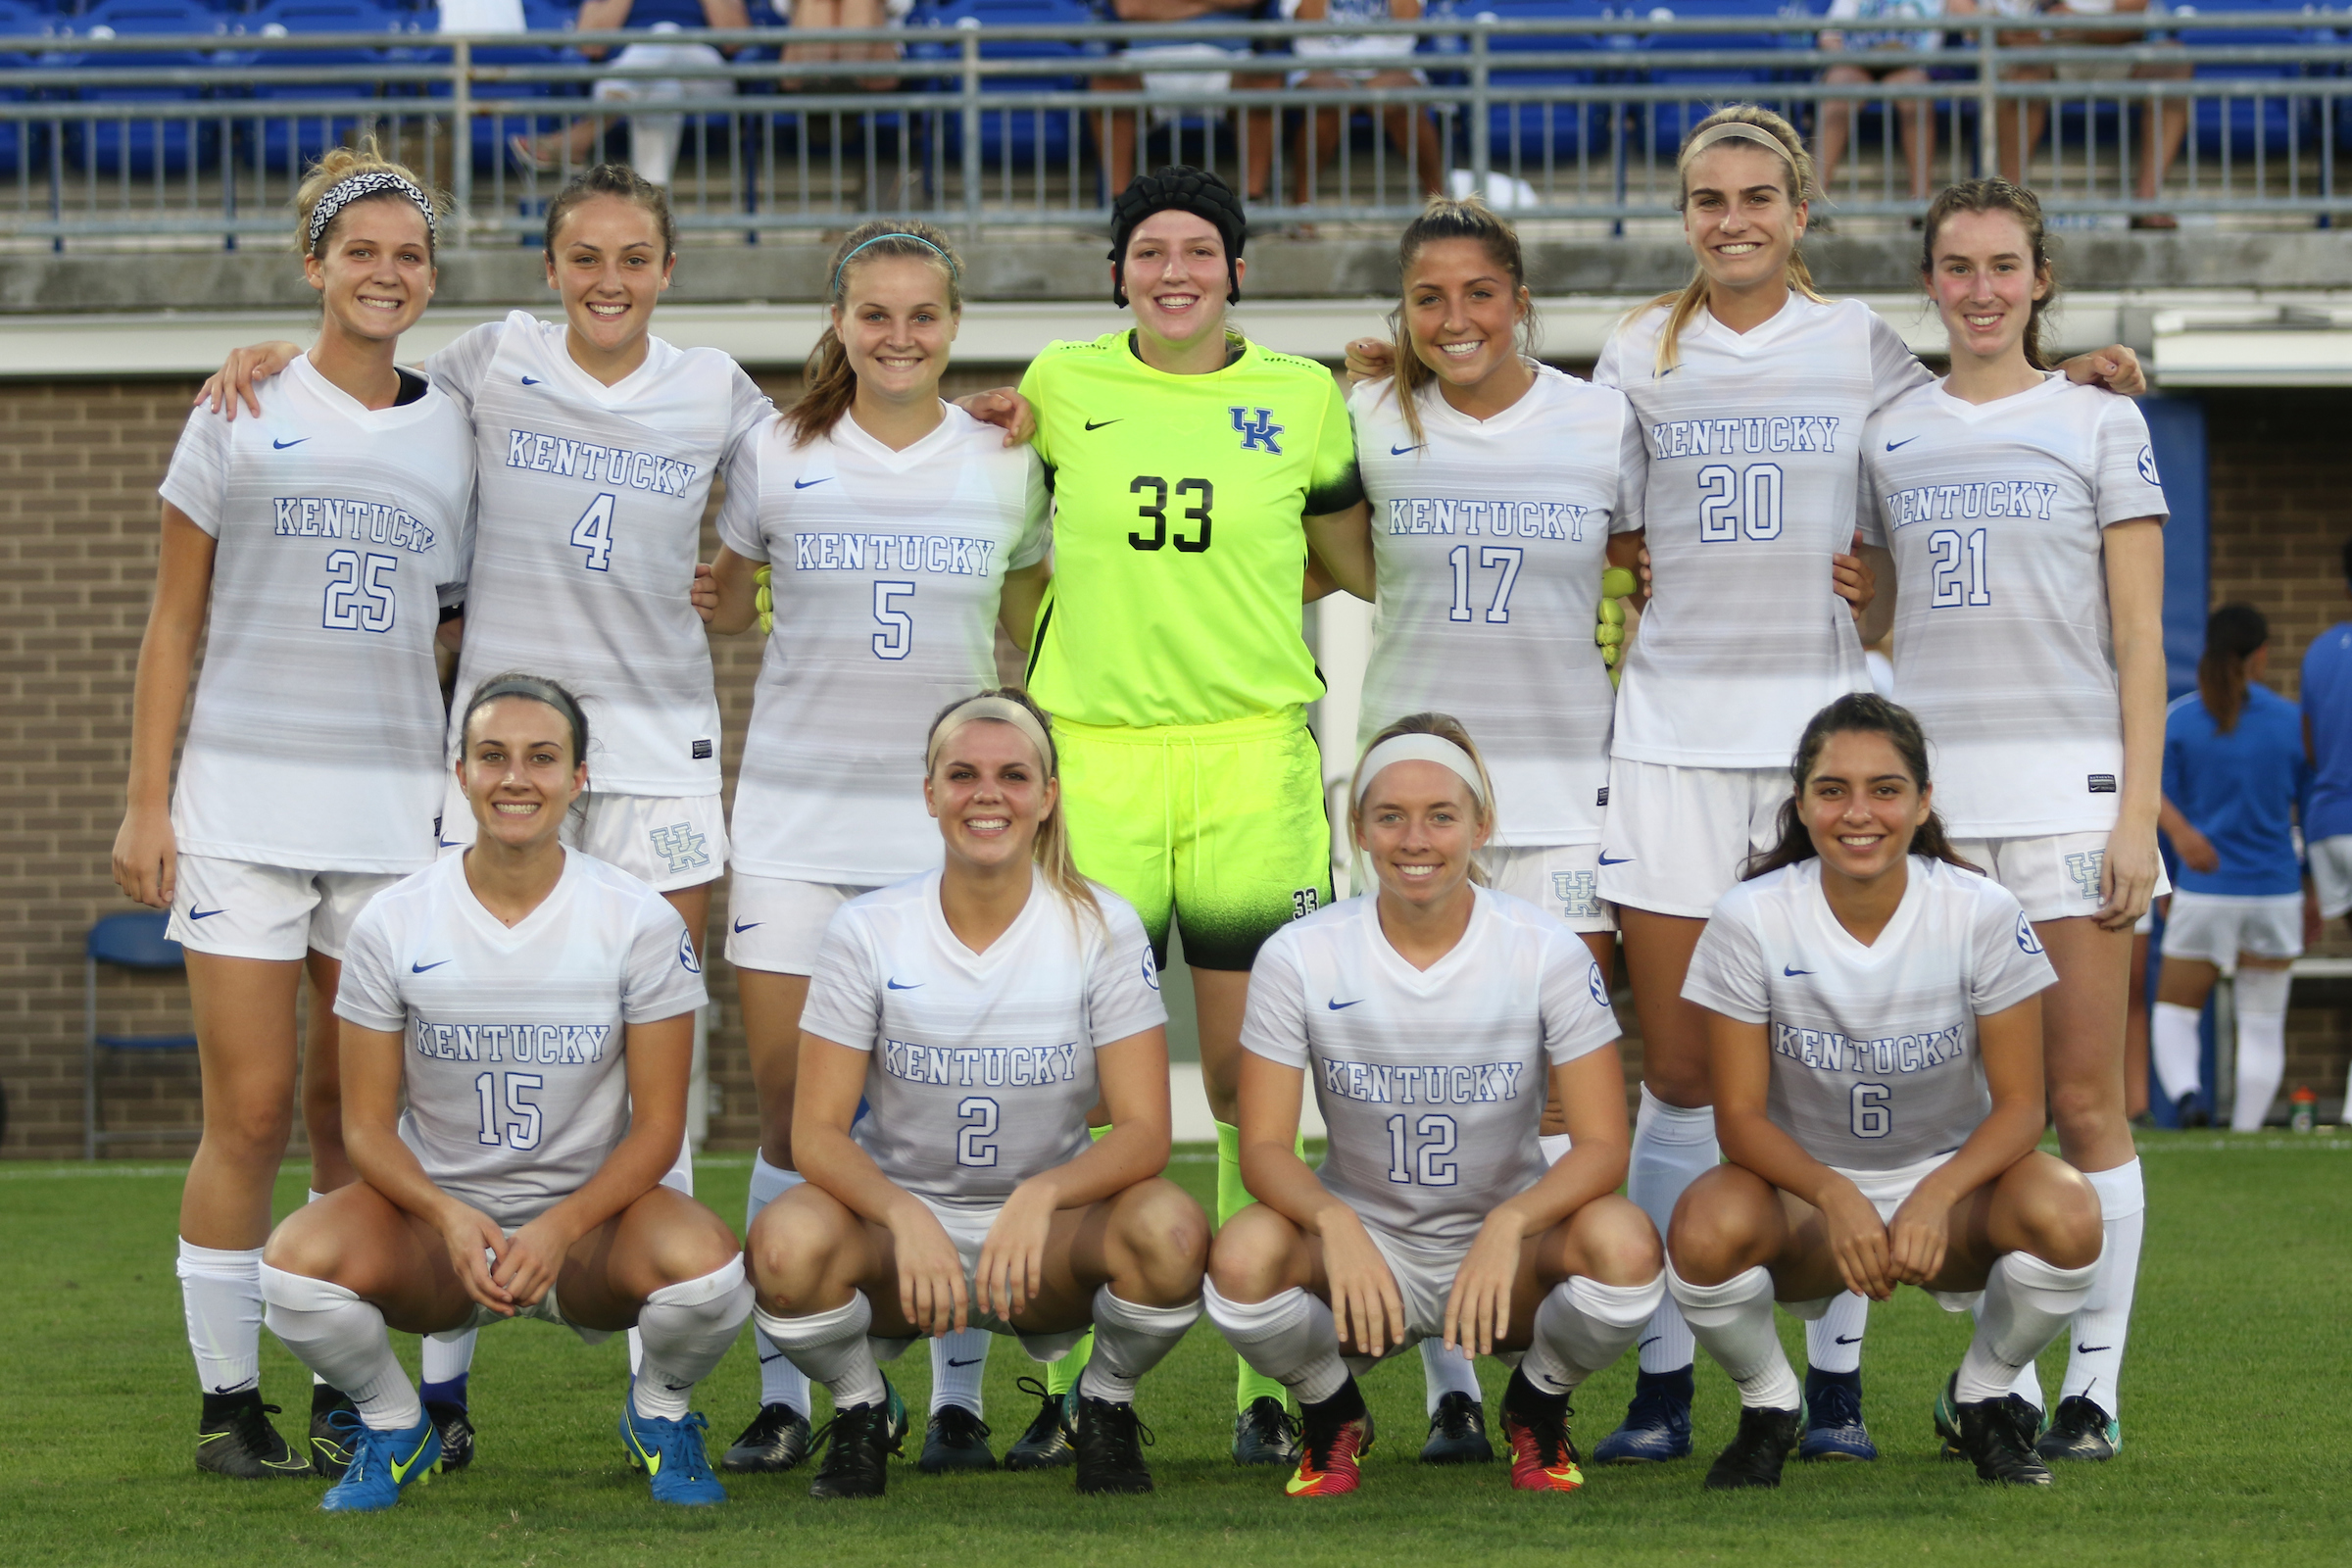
left=270, top=498, right=439, bottom=553
left=1320, top=1057, right=1527, bottom=1105
left=1645, top=415, right=1841, bottom=461
left=1883, top=480, right=2064, bottom=527
left=410, top=1019, right=612, bottom=1064
left=504, top=427, right=698, bottom=496
left=1773, top=1020, right=1968, bottom=1075
left=792, top=532, right=1002, bottom=577
left=880, top=1039, right=1081, bottom=1088
left=1384, top=497, right=1593, bottom=541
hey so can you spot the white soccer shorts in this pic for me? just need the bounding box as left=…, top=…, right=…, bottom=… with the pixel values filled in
left=1948, top=830, right=2173, bottom=924
left=723, top=874, right=882, bottom=974
left=1352, top=1222, right=1478, bottom=1362
left=1482, top=842, right=1617, bottom=934
left=439, top=777, right=727, bottom=892
left=896, top=1196, right=1089, bottom=1362
left=167, top=856, right=407, bottom=962
left=2308, top=834, right=2352, bottom=920
left=2158, top=890, right=2304, bottom=973
left=1597, top=758, right=1788, bottom=919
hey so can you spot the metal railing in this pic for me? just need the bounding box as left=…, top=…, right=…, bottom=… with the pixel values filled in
left=2, top=11, right=2348, bottom=248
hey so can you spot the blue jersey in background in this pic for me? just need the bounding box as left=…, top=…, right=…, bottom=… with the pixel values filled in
left=2298, top=620, right=2352, bottom=843
left=2163, top=684, right=2310, bottom=897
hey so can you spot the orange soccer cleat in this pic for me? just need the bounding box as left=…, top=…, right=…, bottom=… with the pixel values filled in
left=1500, top=1370, right=1586, bottom=1494
left=1285, top=1385, right=1374, bottom=1498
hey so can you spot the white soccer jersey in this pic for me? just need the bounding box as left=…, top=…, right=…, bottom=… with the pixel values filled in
left=1595, top=295, right=1933, bottom=766
left=1241, top=887, right=1620, bottom=1248
left=158, top=355, right=474, bottom=873
left=1350, top=367, right=1646, bottom=846
left=1683, top=856, right=2056, bottom=1171
left=334, top=848, right=709, bottom=1226
left=799, top=868, right=1167, bottom=1209
left=1866, top=373, right=2169, bottom=837
left=425, top=313, right=772, bottom=797
left=719, top=406, right=1052, bottom=883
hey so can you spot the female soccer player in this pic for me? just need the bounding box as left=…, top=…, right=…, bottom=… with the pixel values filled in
left=747, top=692, right=1207, bottom=1499
left=1203, top=713, right=1663, bottom=1498
left=1860, top=178, right=2168, bottom=1462
left=2150, top=604, right=2314, bottom=1136
left=114, top=146, right=475, bottom=1482
left=1668, top=694, right=2104, bottom=1490
left=258, top=676, right=750, bottom=1512
left=699, top=220, right=1053, bottom=1475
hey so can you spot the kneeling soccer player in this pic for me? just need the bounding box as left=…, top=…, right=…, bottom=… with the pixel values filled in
left=1668, top=693, right=2106, bottom=1491
left=1204, top=713, right=1665, bottom=1498
left=748, top=690, right=1208, bottom=1499
left=259, top=675, right=752, bottom=1512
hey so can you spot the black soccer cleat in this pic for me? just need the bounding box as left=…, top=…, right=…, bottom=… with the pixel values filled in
left=195, top=1392, right=315, bottom=1480
left=424, top=1398, right=475, bottom=1475
left=918, top=1403, right=997, bottom=1474
left=1071, top=1396, right=1154, bottom=1494
left=1932, top=1372, right=2042, bottom=1459
left=2176, top=1092, right=2212, bottom=1130
left=1702, top=1404, right=1801, bottom=1491
left=1956, top=1396, right=2055, bottom=1486
left=1420, top=1390, right=1494, bottom=1464
left=721, top=1401, right=812, bottom=1474
left=2035, top=1396, right=2121, bottom=1462
left=309, top=1386, right=359, bottom=1480
left=1233, top=1395, right=1302, bottom=1466
left=807, top=1399, right=899, bottom=1499
left=1003, top=1377, right=1076, bottom=1471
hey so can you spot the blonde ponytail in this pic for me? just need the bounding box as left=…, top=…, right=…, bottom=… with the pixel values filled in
left=1645, top=105, right=1826, bottom=375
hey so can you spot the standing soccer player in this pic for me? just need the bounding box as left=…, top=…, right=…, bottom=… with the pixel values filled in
left=1860, top=179, right=2167, bottom=1462
left=114, top=146, right=474, bottom=1480
left=2297, top=548, right=2352, bottom=936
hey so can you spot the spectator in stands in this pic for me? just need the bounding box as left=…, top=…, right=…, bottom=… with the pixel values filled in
left=1811, top=0, right=1961, bottom=209
left=774, top=0, right=911, bottom=93
left=1284, top=0, right=1444, bottom=215
left=1984, top=0, right=2189, bottom=228
left=2299, top=540, right=2352, bottom=937
left=510, top=0, right=750, bottom=187
left=1090, top=0, right=1283, bottom=206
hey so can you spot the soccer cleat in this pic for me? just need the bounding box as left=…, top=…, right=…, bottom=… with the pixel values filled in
left=721, top=1401, right=812, bottom=1474
left=424, top=1398, right=474, bottom=1475
left=1498, top=1370, right=1584, bottom=1493
left=1955, top=1396, right=2054, bottom=1486
left=1003, top=1377, right=1076, bottom=1471
left=1593, top=1366, right=1694, bottom=1464
left=808, top=1399, right=901, bottom=1499
left=1233, top=1395, right=1302, bottom=1466
left=195, top=1393, right=314, bottom=1480
left=309, top=1387, right=358, bottom=1480
left=1932, top=1373, right=2042, bottom=1459
left=1285, top=1386, right=1372, bottom=1498
left=318, top=1411, right=440, bottom=1512
left=1702, top=1405, right=1800, bottom=1491
left=2175, top=1092, right=2211, bottom=1130
left=918, top=1403, right=997, bottom=1474
left=1797, top=1369, right=1878, bottom=1461
left=1071, top=1396, right=1155, bottom=1495
left=618, top=1405, right=727, bottom=1506
left=1419, top=1390, right=1494, bottom=1464
left=2035, top=1396, right=2121, bottom=1462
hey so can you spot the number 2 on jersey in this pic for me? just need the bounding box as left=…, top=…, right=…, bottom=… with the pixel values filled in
left=1383, top=1112, right=1459, bottom=1186
left=569, top=492, right=616, bottom=572
left=1696, top=463, right=1784, bottom=543
left=1446, top=545, right=1524, bottom=624
left=956, top=1097, right=999, bottom=1167
left=1928, top=528, right=1992, bottom=609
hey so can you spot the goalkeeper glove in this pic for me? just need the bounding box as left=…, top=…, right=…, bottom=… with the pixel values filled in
left=755, top=564, right=774, bottom=636
left=1595, top=565, right=1636, bottom=686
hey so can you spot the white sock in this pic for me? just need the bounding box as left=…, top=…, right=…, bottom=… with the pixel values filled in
left=298, top=1193, right=334, bottom=1390
left=1805, top=1291, right=1869, bottom=1375
left=2151, top=1001, right=2204, bottom=1102
left=2231, top=967, right=2290, bottom=1133
left=259, top=1265, right=421, bottom=1432
left=2061, top=1159, right=2145, bottom=1418
left=631, top=1256, right=755, bottom=1423
left=746, top=1155, right=813, bottom=1415
left=1956, top=1250, right=2101, bottom=1403
left=753, top=1295, right=884, bottom=1409
left=1202, top=1282, right=1348, bottom=1404
left=1667, top=1263, right=1798, bottom=1411
left=1628, top=1088, right=1717, bottom=1374
left=1521, top=1274, right=1666, bottom=1396
left=930, top=1328, right=992, bottom=1415
left=1078, top=1287, right=1200, bottom=1405
left=1419, top=1337, right=1482, bottom=1416
left=178, top=1240, right=264, bottom=1397
left=419, top=1330, right=477, bottom=1390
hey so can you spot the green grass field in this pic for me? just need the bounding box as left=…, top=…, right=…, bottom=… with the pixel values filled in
left=4, top=1136, right=2346, bottom=1567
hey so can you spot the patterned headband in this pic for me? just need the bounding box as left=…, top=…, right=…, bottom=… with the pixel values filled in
left=833, top=232, right=959, bottom=296
left=307, top=170, right=436, bottom=252
left=926, top=696, right=1054, bottom=776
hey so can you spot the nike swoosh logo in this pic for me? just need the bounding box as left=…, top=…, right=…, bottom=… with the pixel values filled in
left=521, top=376, right=542, bottom=386
left=2077, top=1344, right=2111, bottom=1354
left=759, top=1350, right=788, bottom=1364
left=189, top=907, right=225, bottom=920
left=437, top=837, right=463, bottom=849
left=1597, top=853, right=1634, bottom=866
left=1637, top=1337, right=1659, bottom=1350
left=211, top=1382, right=252, bottom=1394
left=887, top=978, right=922, bottom=990
left=388, top=1426, right=435, bottom=1483
left=1390, top=443, right=1423, bottom=455
left=1327, top=999, right=1364, bottom=1010
left=793, top=476, right=831, bottom=489
left=1784, top=965, right=1815, bottom=977
left=272, top=437, right=308, bottom=450
left=1835, top=1335, right=1862, bottom=1345
left=412, top=959, right=451, bottom=973
left=1084, top=418, right=1120, bottom=431
left=1885, top=436, right=1918, bottom=451
left=733, top=918, right=762, bottom=934
left=947, top=1357, right=984, bottom=1367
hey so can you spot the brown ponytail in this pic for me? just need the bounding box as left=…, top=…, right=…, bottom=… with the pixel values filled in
left=2197, top=603, right=2269, bottom=735
left=1643, top=106, right=1826, bottom=376
left=785, top=220, right=964, bottom=448
left=1384, top=196, right=1539, bottom=449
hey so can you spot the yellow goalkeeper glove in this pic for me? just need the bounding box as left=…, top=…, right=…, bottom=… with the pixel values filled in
left=1596, top=565, right=1636, bottom=686
left=755, top=564, right=774, bottom=636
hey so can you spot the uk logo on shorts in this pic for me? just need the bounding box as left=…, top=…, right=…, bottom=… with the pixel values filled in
left=2017, top=913, right=2046, bottom=956
left=2064, top=850, right=2104, bottom=904
left=1551, top=869, right=1600, bottom=920
left=1231, top=407, right=1285, bottom=455
left=650, top=821, right=710, bottom=876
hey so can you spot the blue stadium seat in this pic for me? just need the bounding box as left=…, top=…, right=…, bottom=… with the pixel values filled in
left=2170, top=0, right=2328, bottom=160
left=229, top=0, right=397, bottom=171
left=908, top=0, right=1102, bottom=169
left=83, top=911, right=200, bottom=1161
left=1632, top=0, right=1793, bottom=154
left=0, top=0, right=58, bottom=172
left=1476, top=0, right=1611, bottom=167
left=58, top=0, right=229, bottom=174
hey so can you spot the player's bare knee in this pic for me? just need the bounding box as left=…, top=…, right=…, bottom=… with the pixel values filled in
left=1205, top=1207, right=1294, bottom=1303
left=206, top=1098, right=295, bottom=1166
left=261, top=1208, right=344, bottom=1281
left=1115, top=1181, right=1208, bottom=1301
left=746, top=1200, right=839, bottom=1307
left=2046, top=1079, right=2116, bottom=1150
left=1581, top=1200, right=1665, bottom=1287
left=1665, top=1185, right=1759, bottom=1286
left=2029, top=1167, right=2105, bottom=1270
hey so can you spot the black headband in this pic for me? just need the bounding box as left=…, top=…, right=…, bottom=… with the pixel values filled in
left=464, top=674, right=589, bottom=762
left=1107, top=166, right=1248, bottom=308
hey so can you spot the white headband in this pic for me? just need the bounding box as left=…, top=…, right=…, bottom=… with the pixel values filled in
left=1353, top=734, right=1485, bottom=807
left=926, top=696, right=1054, bottom=774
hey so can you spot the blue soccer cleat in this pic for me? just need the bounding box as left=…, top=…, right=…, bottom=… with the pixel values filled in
left=619, top=1405, right=728, bottom=1506
left=1798, top=1368, right=1879, bottom=1461
left=318, top=1409, right=440, bottom=1513
left=1592, top=1367, right=1693, bottom=1464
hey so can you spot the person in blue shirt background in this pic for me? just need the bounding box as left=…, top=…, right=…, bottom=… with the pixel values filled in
left=2150, top=603, right=2318, bottom=1131
left=2297, top=539, right=2352, bottom=937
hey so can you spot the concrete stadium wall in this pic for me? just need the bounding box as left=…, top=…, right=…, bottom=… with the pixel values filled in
left=5, top=376, right=2350, bottom=1156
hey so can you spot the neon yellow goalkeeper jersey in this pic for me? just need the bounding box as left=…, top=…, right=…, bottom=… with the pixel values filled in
left=1019, top=330, right=1362, bottom=730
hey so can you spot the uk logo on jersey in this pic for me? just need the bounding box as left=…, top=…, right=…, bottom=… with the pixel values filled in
left=2064, top=850, right=2105, bottom=904
left=1231, top=407, right=1284, bottom=454
left=2017, top=912, right=2046, bottom=956
left=650, top=822, right=710, bottom=876
left=1552, top=870, right=1600, bottom=920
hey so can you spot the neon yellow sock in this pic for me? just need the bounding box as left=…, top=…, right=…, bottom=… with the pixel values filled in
left=1217, top=1119, right=1294, bottom=1413
left=1045, top=1124, right=1115, bottom=1398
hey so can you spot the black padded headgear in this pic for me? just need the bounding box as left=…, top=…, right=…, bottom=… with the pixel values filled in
left=1107, top=166, right=1248, bottom=309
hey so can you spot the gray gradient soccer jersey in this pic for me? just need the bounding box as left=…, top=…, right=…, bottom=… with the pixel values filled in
left=1682, top=857, right=2056, bottom=1171
left=1240, top=887, right=1620, bottom=1248
left=1865, top=373, right=2169, bottom=837
left=1350, top=366, right=1646, bottom=847
left=425, top=314, right=771, bottom=797
left=1595, top=297, right=1932, bottom=767
left=158, top=354, right=474, bottom=872
left=798, top=869, right=1167, bottom=1209
left=334, top=849, right=709, bottom=1226
left=717, top=407, right=1052, bottom=884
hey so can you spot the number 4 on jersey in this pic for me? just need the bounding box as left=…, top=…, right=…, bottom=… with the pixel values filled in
left=569, top=492, right=617, bottom=572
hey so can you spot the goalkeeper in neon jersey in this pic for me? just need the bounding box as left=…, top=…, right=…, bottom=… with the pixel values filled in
left=1001, top=167, right=1368, bottom=1468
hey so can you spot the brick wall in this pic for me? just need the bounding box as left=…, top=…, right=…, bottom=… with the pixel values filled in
left=6, top=380, right=2349, bottom=1155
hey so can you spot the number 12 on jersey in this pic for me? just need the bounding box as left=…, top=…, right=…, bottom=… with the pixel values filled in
left=1384, top=1112, right=1459, bottom=1186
